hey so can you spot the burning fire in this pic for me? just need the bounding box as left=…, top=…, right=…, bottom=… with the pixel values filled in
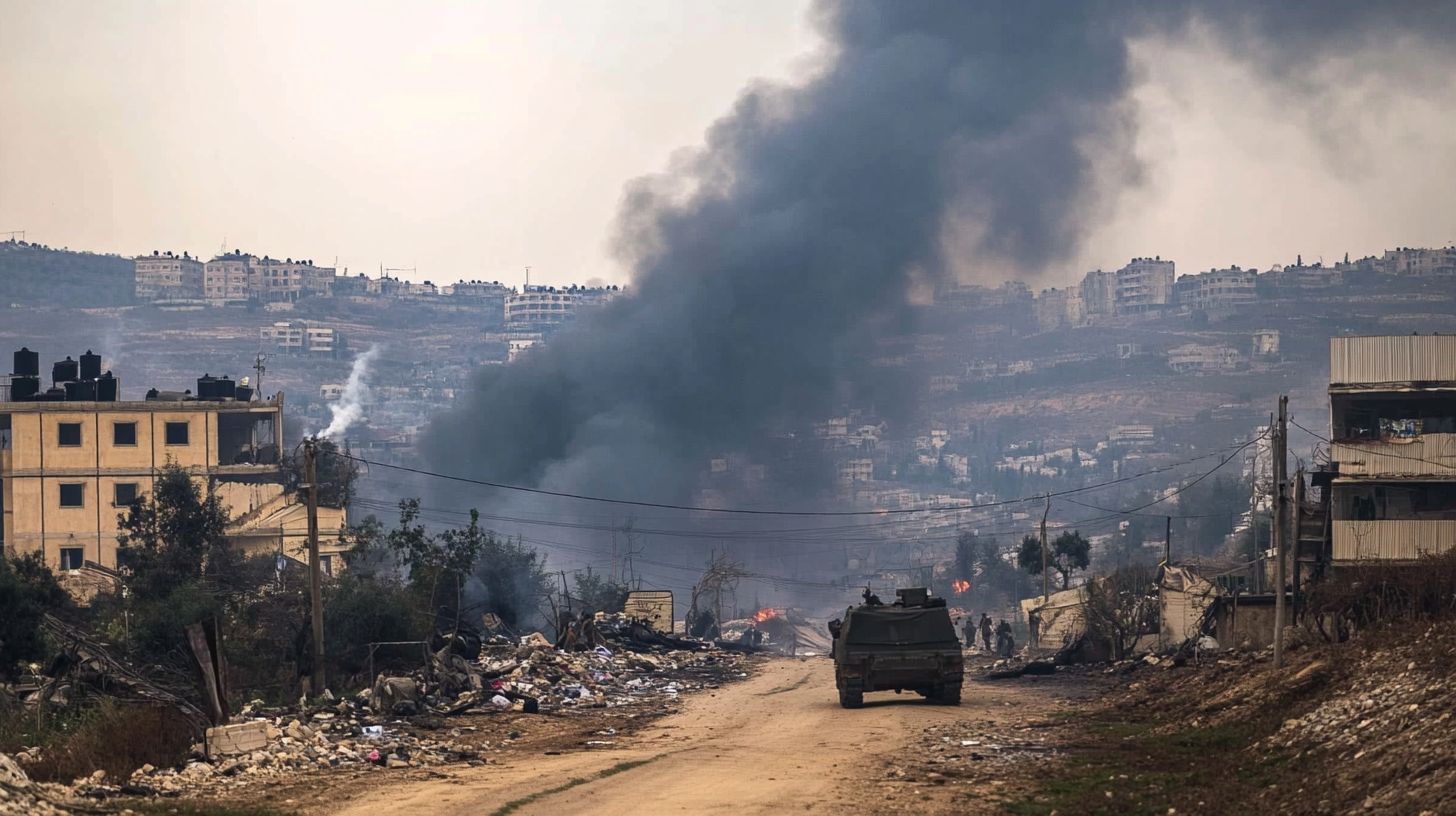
left=951, top=579, right=971, bottom=595
left=752, top=608, right=782, bottom=623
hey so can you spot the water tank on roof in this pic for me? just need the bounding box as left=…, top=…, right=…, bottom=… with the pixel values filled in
left=79, top=350, right=102, bottom=380
left=96, top=372, right=119, bottom=401
left=13, top=347, right=39, bottom=377
left=9, top=375, right=39, bottom=400
left=52, top=357, right=78, bottom=384
left=235, top=385, right=254, bottom=402
left=215, top=376, right=236, bottom=400
left=64, top=380, right=96, bottom=401
left=40, top=387, right=67, bottom=401
left=197, top=374, right=217, bottom=400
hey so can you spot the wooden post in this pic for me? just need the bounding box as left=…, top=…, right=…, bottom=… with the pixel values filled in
left=305, top=438, right=326, bottom=696
left=1164, top=515, right=1172, bottom=565
left=1040, top=494, right=1050, bottom=601
left=1273, top=396, right=1288, bottom=670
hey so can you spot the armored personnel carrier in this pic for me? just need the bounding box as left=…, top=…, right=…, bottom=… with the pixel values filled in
left=828, top=587, right=963, bottom=708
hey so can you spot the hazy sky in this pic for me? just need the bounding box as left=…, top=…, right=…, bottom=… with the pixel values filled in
left=1, top=1, right=1452, bottom=288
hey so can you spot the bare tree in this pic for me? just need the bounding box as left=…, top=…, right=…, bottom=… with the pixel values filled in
left=1081, top=564, right=1159, bottom=660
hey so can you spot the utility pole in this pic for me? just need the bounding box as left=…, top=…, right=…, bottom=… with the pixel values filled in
left=253, top=352, right=267, bottom=395
left=1040, top=494, right=1050, bottom=602
left=1164, top=515, right=1172, bottom=565
left=1273, top=396, right=1288, bottom=670
left=304, top=438, right=326, bottom=696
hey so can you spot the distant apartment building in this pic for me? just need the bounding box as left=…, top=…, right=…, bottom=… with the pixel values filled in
left=1381, top=246, right=1456, bottom=277
left=248, top=257, right=335, bottom=302
left=505, top=285, right=622, bottom=332
left=1167, top=343, right=1241, bottom=373
left=1033, top=286, right=1085, bottom=331
left=1251, top=329, right=1281, bottom=357
left=204, top=252, right=253, bottom=303
left=1078, top=269, right=1116, bottom=318
left=134, top=251, right=205, bottom=301
left=260, top=321, right=344, bottom=357
left=1264, top=261, right=1339, bottom=290
left=1114, top=257, right=1175, bottom=315
left=1174, top=266, right=1257, bottom=312
left=1108, top=425, right=1156, bottom=447
left=836, top=458, right=874, bottom=486
left=333, top=273, right=372, bottom=297
left=452, top=281, right=511, bottom=329
left=1327, top=334, right=1456, bottom=561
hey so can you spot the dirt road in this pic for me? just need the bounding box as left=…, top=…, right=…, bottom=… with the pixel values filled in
left=325, top=656, right=1086, bottom=816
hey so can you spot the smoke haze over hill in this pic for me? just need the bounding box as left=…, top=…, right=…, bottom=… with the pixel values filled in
left=425, top=1, right=1456, bottom=511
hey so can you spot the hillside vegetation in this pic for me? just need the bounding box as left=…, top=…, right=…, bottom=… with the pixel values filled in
left=0, top=241, right=133, bottom=308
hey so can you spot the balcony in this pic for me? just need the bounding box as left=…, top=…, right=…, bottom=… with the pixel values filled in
left=1333, top=519, right=1456, bottom=561
left=1332, top=433, right=1456, bottom=477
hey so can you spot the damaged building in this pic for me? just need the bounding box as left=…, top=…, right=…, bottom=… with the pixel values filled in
left=0, top=347, right=348, bottom=595
left=1327, top=334, right=1456, bottom=562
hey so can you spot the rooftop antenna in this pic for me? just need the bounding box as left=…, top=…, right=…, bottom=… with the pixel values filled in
left=1, top=230, right=24, bottom=242
left=525, top=265, right=531, bottom=287
left=253, top=352, right=268, bottom=395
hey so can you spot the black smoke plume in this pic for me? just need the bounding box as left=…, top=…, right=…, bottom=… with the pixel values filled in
left=425, top=1, right=1456, bottom=510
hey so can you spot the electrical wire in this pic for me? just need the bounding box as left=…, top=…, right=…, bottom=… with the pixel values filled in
left=1291, top=417, right=1455, bottom=471
left=332, top=433, right=1265, bottom=518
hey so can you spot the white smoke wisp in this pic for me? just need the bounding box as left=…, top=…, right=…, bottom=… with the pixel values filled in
left=319, top=345, right=381, bottom=441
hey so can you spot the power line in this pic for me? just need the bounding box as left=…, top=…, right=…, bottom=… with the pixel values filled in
left=1290, top=418, right=1455, bottom=470
left=335, top=436, right=1264, bottom=518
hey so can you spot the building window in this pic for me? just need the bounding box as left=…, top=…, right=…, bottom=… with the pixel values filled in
left=113, top=421, right=138, bottom=446
left=59, top=483, right=84, bottom=508
left=59, top=547, right=84, bottom=571
left=58, top=422, right=82, bottom=447
left=165, top=421, right=189, bottom=445
left=114, top=482, right=140, bottom=507
left=319, top=554, right=333, bottom=577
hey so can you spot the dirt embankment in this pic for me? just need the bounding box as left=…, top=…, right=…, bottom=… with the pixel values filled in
left=1013, top=621, right=1456, bottom=815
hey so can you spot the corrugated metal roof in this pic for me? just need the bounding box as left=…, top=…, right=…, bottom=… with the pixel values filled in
left=1330, top=335, right=1456, bottom=385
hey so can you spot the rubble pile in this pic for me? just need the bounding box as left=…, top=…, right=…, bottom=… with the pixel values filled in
left=1258, top=621, right=1456, bottom=812
left=907, top=721, right=1057, bottom=779
left=85, top=627, right=747, bottom=800
left=0, top=753, right=89, bottom=816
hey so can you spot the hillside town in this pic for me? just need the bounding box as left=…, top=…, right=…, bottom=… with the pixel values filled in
left=6, top=2, right=1456, bottom=814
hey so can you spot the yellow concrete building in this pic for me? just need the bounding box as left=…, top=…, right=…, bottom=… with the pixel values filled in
left=0, top=392, right=346, bottom=576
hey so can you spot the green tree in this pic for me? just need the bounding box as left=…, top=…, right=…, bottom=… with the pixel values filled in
left=0, top=553, right=70, bottom=677
left=1175, top=475, right=1248, bottom=556
left=953, top=531, right=978, bottom=583
left=110, top=464, right=249, bottom=665
left=385, top=499, right=486, bottom=641
left=1017, top=530, right=1091, bottom=590
left=469, top=534, right=553, bottom=630
left=116, top=464, right=237, bottom=599
left=572, top=567, right=629, bottom=615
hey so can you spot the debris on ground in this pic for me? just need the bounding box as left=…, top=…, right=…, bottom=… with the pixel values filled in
left=0, top=752, right=96, bottom=816
left=56, top=617, right=750, bottom=802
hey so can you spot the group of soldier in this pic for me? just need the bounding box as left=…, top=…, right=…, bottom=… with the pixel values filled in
left=961, top=611, right=1030, bottom=658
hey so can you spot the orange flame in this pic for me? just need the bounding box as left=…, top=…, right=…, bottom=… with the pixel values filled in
left=951, top=579, right=971, bottom=595
left=752, top=608, right=782, bottom=623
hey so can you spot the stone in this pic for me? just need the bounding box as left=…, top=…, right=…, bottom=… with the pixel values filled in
left=0, top=754, right=32, bottom=790
left=206, top=721, right=270, bottom=758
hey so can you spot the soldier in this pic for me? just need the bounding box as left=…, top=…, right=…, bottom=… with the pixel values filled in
left=1028, top=609, right=1042, bottom=647
left=979, top=612, right=994, bottom=652
left=995, top=618, right=1014, bottom=658
left=962, top=615, right=976, bottom=649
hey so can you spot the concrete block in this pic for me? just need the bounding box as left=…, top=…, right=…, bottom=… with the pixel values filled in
left=206, top=721, right=270, bottom=758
